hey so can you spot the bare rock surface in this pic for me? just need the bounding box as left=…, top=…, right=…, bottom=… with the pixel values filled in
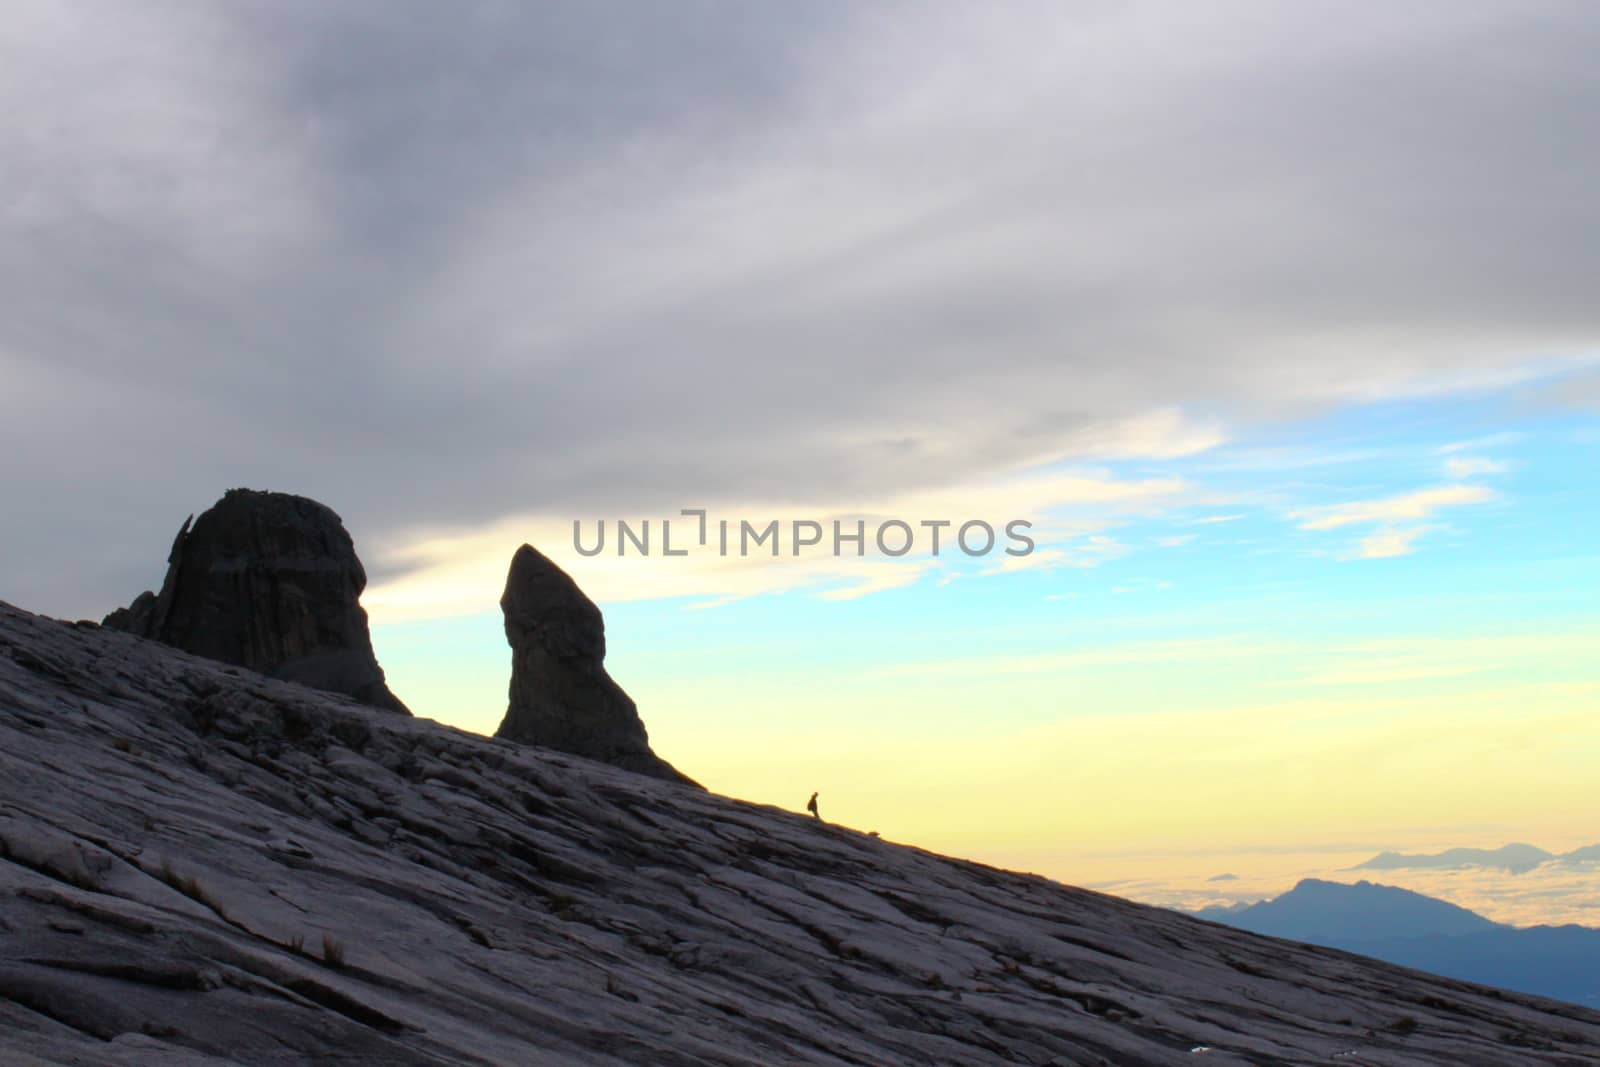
left=3, top=600, right=1599, bottom=1065
left=496, top=544, right=692, bottom=784
left=103, top=489, right=409, bottom=715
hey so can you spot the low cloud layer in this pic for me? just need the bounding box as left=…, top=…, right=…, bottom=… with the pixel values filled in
left=4, top=1, right=1598, bottom=616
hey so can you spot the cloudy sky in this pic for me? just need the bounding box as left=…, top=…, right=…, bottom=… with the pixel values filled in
left=4, top=2, right=1598, bottom=910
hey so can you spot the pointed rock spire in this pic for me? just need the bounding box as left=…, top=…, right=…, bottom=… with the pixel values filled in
left=495, top=544, right=694, bottom=785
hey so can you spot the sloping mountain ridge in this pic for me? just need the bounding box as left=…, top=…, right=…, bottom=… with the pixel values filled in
left=2, top=601, right=1597, bottom=1066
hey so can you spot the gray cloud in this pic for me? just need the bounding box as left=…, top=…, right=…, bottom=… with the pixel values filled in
left=3, top=0, right=1598, bottom=616
left=1552, top=373, right=1600, bottom=412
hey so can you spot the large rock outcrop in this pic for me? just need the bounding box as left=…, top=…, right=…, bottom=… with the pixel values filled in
left=495, top=543, right=693, bottom=784
left=104, top=488, right=409, bottom=714
left=4, top=596, right=1600, bottom=1065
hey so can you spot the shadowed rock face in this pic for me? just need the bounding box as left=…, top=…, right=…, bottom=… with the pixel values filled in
left=495, top=544, right=694, bottom=785
left=103, top=488, right=409, bottom=714
left=5, top=597, right=1600, bottom=1065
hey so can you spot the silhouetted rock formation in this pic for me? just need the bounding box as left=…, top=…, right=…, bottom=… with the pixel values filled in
left=495, top=544, right=694, bottom=785
left=103, top=489, right=410, bottom=714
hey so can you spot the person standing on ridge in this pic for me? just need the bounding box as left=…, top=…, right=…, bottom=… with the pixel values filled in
left=806, top=792, right=820, bottom=820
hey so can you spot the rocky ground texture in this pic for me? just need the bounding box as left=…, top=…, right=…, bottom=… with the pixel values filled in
left=2, top=600, right=1598, bottom=1066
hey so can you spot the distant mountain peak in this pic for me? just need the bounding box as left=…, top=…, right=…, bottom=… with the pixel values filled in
left=1218, top=877, right=1502, bottom=944
left=1197, top=877, right=1600, bottom=1009
left=1354, top=843, right=1556, bottom=875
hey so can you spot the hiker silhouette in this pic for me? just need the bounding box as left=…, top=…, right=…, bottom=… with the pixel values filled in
left=806, top=792, right=820, bottom=820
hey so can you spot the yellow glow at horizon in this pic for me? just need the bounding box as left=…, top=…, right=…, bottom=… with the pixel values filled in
left=376, top=585, right=1600, bottom=904
left=641, top=675, right=1600, bottom=885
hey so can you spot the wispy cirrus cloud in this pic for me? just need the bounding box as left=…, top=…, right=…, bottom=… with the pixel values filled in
left=1287, top=485, right=1500, bottom=561
left=1444, top=456, right=1510, bottom=478
left=979, top=535, right=1129, bottom=576
left=1438, top=433, right=1524, bottom=455
left=1350, top=525, right=1435, bottom=560
left=365, top=465, right=1185, bottom=620
left=1290, top=486, right=1498, bottom=531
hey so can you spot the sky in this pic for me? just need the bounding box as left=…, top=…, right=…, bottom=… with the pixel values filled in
left=3, top=2, right=1599, bottom=917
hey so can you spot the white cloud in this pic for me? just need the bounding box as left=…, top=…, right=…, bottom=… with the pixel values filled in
left=1444, top=456, right=1509, bottom=478
left=1350, top=526, right=1433, bottom=560
left=814, top=561, right=939, bottom=601
left=1438, top=433, right=1524, bottom=454
left=1111, top=578, right=1174, bottom=594
left=365, top=467, right=1179, bottom=621
left=1198, top=448, right=1382, bottom=473
left=1041, top=408, right=1227, bottom=462
left=981, top=548, right=1069, bottom=576
left=1290, top=486, right=1497, bottom=531
left=1155, top=534, right=1197, bottom=548
left=979, top=535, right=1129, bottom=576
